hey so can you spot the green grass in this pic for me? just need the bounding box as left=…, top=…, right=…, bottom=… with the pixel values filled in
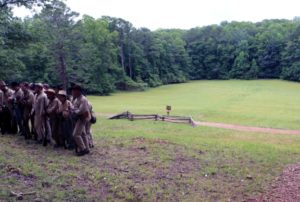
left=90, top=79, right=300, bottom=129
left=2, top=80, right=300, bottom=201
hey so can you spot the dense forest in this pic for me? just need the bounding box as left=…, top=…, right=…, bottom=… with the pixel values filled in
left=1, top=0, right=300, bottom=94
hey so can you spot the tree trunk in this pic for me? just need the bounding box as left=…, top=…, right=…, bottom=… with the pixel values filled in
left=120, top=44, right=125, bottom=73
left=58, top=52, right=68, bottom=90
left=128, top=54, right=132, bottom=79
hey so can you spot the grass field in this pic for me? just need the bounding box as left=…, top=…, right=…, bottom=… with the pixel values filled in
left=90, top=79, right=300, bottom=129
left=1, top=80, right=300, bottom=201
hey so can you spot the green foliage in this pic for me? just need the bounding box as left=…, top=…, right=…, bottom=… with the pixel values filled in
left=230, top=51, right=251, bottom=79
left=1, top=0, right=300, bottom=93
left=0, top=0, right=49, bottom=10
left=75, top=16, right=122, bottom=94
left=0, top=9, right=29, bottom=81
left=281, top=24, right=300, bottom=81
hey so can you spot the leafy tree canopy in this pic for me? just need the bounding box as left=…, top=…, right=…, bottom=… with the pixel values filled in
left=1, top=0, right=300, bottom=94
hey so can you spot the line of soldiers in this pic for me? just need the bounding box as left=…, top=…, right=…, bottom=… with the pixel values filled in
left=0, top=81, right=95, bottom=156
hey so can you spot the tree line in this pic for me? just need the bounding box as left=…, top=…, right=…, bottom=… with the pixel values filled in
left=1, top=0, right=300, bottom=94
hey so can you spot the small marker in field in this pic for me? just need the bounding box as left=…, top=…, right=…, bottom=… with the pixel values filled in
left=166, top=105, right=172, bottom=116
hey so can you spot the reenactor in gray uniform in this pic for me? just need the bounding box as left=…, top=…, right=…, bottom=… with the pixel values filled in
left=57, top=90, right=75, bottom=149
left=46, top=89, right=62, bottom=147
left=29, top=83, right=36, bottom=138
left=11, top=82, right=24, bottom=135
left=1, top=81, right=96, bottom=155
left=86, top=101, right=94, bottom=148
left=71, top=85, right=91, bottom=156
left=0, top=89, right=3, bottom=106
left=0, top=89, right=4, bottom=134
left=0, top=80, right=15, bottom=134
left=32, top=83, right=48, bottom=144
left=21, top=82, right=35, bottom=139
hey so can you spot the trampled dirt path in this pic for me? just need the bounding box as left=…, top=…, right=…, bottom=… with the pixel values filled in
left=195, top=121, right=300, bottom=201
left=195, top=121, right=300, bottom=135
left=250, top=163, right=300, bottom=202
left=102, top=112, right=300, bottom=135
left=102, top=112, right=300, bottom=200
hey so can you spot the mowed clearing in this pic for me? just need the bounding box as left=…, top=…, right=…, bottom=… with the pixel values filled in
left=91, top=79, right=300, bottom=130
left=2, top=80, right=300, bottom=201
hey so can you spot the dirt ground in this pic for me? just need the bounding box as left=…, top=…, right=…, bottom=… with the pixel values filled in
left=102, top=112, right=300, bottom=135
left=196, top=121, right=300, bottom=135
left=246, top=163, right=300, bottom=202
left=2, top=114, right=300, bottom=201
left=0, top=135, right=265, bottom=201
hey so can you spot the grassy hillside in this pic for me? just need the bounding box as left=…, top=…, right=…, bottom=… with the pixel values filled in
left=1, top=80, right=300, bottom=201
left=90, top=80, right=300, bottom=129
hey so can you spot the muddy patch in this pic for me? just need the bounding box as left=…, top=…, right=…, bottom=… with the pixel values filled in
left=0, top=135, right=270, bottom=201
left=251, top=163, right=300, bottom=202
left=76, top=137, right=204, bottom=201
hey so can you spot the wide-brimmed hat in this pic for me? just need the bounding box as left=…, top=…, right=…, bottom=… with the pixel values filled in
left=35, top=83, right=43, bottom=88
left=71, top=84, right=82, bottom=91
left=0, top=80, right=7, bottom=86
left=22, top=82, right=29, bottom=87
left=11, top=82, right=20, bottom=87
left=57, top=90, right=67, bottom=97
left=45, top=89, right=56, bottom=94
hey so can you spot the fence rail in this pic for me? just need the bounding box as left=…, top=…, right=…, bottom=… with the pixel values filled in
left=109, top=111, right=197, bottom=127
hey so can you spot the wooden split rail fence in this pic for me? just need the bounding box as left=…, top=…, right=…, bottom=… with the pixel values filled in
left=109, top=111, right=197, bottom=127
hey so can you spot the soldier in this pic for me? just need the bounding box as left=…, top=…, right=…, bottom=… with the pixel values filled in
left=29, top=83, right=37, bottom=139
left=0, top=89, right=4, bottom=134
left=21, top=82, right=35, bottom=140
left=11, top=82, right=24, bottom=135
left=43, top=84, right=49, bottom=91
left=46, top=89, right=62, bottom=147
left=42, top=84, right=53, bottom=146
left=86, top=102, right=94, bottom=148
left=71, top=85, right=91, bottom=156
left=53, top=85, right=62, bottom=95
left=57, top=90, right=75, bottom=149
left=0, top=81, right=14, bottom=134
left=32, top=83, right=48, bottom=144
left=0, top=89, right=3, bottom=106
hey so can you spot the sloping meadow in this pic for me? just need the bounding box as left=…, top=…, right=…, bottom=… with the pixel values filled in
left=2, top=80, right=300, bottom=201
